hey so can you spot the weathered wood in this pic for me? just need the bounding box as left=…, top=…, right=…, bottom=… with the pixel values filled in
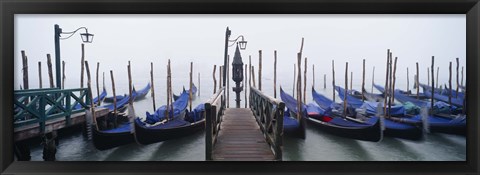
left=219, top=66, right=223, bottom=89
left=189, top=62, right=193, bottom=112
left=81, top=44, right=85, bottom=88
left=103, top=72, right=105, bottom=90
left=84, top=60, right=98, bottom=130
left=303, top=57, right=307, bottom=103
left=416, top=62, right=419, bottom=99
left=392, top=57, right=398, bottom=108
left=47, top=54, right=54, bottom=88
left=362, top=59, right=365, bottom=101
left=110, top=70, right=118, bottom=127
left=245, top=64, right=248, bottom=108
left=297, top=53, right=302, bottom=120
left=456, top=57, right=459, bottom=98
left=249, top=56, right=252, bottom=90
left=449, top=61, right=452, bottom=106
left=212, top=108, right=275, bottom=161
left=258, top=50, right=262, bottom=91
left=38, top=62, right=42, bottom=89
left=21, top=51, right=28, bottom=90
left=344, top=62, right=348, bottom=118
left=274, top=50, right=277, bottom=98
left=213, top=65, right=217, bottom=94
left=251, top=66, right=256, bottom=88
left=383, top=50, right=390, bottom=116
left=332, top=60, right=335, bottom=102
left=432, top=57, right=435, bottom=112
left=388, top=52, right=393, bottom=108
left=96, top=62, right=100, bottom=105
left=128, top=61, right=133, bottom=106
left=14, top=108, right=109, bottom=142
left=150, top=62, right=156, bottom=111
left=461, top=66, right=464, bottom=88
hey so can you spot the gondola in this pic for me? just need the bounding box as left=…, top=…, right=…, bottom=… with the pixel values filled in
left=279, top=88, right=306, bottom=139
left=173, top=84, right=197, bottom=101
left=314, top=87, right=423, bottom=140
left=377, top=85, right=466, bottom=136
left=336, top=86, right=405, bottom=116
left=134, top=91, right=205, bottom=145
left=421, top=86, right=464, bottom=107
left=104, top=83, right=150, bottom=102
left=304, top=91, right=382, bottom=142
left=419, top=83, right=465, bottom=98
left=92, top=92, right=138, bottom=150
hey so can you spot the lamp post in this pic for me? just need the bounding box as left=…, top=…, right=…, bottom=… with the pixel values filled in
left=223, top=27, right=247, bottom=108
left=232, top=45, right=244, bottom=108
left=54, top=24, right=94, bottom=89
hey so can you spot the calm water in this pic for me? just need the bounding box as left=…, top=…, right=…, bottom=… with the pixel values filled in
left=27, top=75, right=466, bottom=161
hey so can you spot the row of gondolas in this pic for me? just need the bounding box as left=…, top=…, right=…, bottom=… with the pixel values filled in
left=91, top=83, right=204, bottom=150
left=91, top=81, right=465, bottom=151
left=280, top=83, right=466, bottom=142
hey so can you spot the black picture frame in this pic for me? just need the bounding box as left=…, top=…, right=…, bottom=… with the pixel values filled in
left=1, top=0, right=479, bottom=174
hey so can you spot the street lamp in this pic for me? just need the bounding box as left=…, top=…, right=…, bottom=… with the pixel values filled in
left=54, top=24, right=94, bottom=89
left=232, top=45, right=244, bottom=108
left=223, top=27, right=247, bottom=87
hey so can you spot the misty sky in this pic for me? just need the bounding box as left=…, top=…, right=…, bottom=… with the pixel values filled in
left=14, top=14, right=466, bottom=93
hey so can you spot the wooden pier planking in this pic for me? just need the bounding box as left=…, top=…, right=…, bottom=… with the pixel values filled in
left=14, top=108, right=109, bottom=142
left=212, top=108, right=275, bottom=161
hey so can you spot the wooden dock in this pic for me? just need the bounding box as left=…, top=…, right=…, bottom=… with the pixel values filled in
left=14, top=107, right=109, bottom=141
left=212, top=108, right=275, bottom=161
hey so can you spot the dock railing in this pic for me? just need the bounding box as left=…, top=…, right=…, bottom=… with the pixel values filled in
left=205, top=87, right=225, bottom=160
left=249, top=87, right=284, bottom=161
left=14, top=88, right=91, bottom=132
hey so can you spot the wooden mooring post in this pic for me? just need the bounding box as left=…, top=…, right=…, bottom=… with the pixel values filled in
left=324, top=74, right=326, bottom=89
left=383, top=49, right=390, bottom=116
left=436, top=67, right=440, bottom=89
left=344, top=62, right=348, bottom=118
left=251, top=66, right=256, bottom=88
left=47, top=54, right=54, bottom=88
left=392, top=57, right=398, bottom=103
left=274, top=50, right=277, bottom=98
left=189, top=62, right=193, bottom=112
left=81, top=44, right=85, bottom=88
left=21, top=51, right=29, bottom=92
left=151, top=62, right=156, bottom=111
left=407, top=67, right=409, bottom=93
left=110, top=70, right=118, bottom=127
left=371, top=66, right=375, bottom=93
left=198, top=72, right=200, bottom=97
left=432, top=57, right=436, bottom=112
left=362, top=59, right=365, bottom=101
left=213, top=65, right=217, bottom=94
left=258, top=50, right=262, bottom=91
left=456, top=57, right=459, bottom=98
left=312, top=64, right=315, bottom=90
left=38, top=61, right=42, bottom=88
left=96, top=62, right=100, bottom=105
left=332, top=60, right=335, bottom=102
left=416, top=62, right=419, bottom=99
left=303, top=57, right=307, bottom=103
left=293, top=64, right=296, bottom=96
left=449, top=61, right=452, bottom=107
left=62, top=61, right=66, bottom=89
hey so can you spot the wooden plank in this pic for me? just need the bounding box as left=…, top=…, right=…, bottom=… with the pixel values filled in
left=212, top=108, right=275, bottom=161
